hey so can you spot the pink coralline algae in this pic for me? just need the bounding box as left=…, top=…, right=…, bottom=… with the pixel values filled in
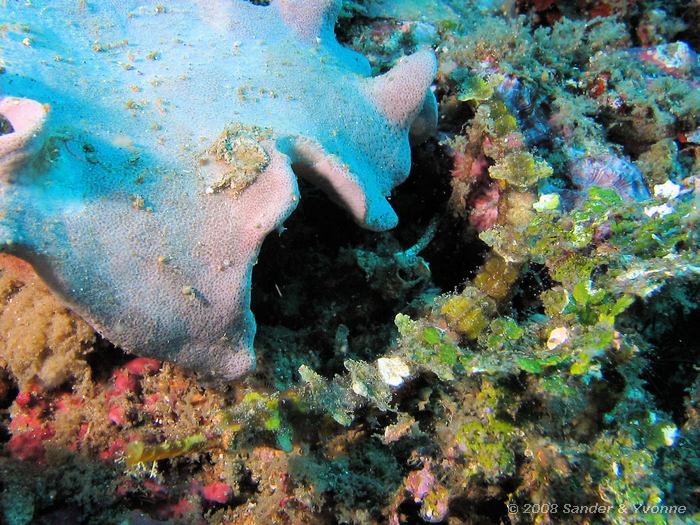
left=451, top=144, right=502, bottom=232
left=405, top=462, right=437, bottom=502
left=7, top=383, right=54, bottom=463
left=0, top=0, right=437, bottom=383
left=469, top=182, right=501, bottom=232
left=106, top=358, right=162, bottom=426
left=404, top=461, right=450, bottom=523
left=200, top=482, right=233, bottom=504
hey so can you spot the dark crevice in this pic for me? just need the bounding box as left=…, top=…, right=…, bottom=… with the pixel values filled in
left=397, top=139, right=485, bottom=292
left=449, top=494, right=512, bottom=525
left=252, top=138, right=481, bottom=381
left=84, top=334, right=130, bottom=383
left=511, top=263, right=554, bottom=318
left=642, top=309, right=700, bottom=425
left=621, top=282, right=700, bottom=425
left=0, top=114, right=14, bottom=135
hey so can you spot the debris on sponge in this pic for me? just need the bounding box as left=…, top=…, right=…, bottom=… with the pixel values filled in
left=204, top=123, right=272, bottom=196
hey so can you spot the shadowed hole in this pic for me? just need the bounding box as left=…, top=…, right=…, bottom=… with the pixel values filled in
left=0, top=114, right=14, bottom=135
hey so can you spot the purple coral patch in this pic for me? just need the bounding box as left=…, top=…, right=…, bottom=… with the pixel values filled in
left=569, top=154, right=651, bottom=202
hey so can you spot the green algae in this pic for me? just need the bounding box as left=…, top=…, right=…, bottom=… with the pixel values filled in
left=455, top=70, right=494, bottom=102
left=489, top=151, right=553, bottom=188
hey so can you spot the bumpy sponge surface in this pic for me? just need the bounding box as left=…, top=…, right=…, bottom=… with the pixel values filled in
left=0, top=0, right=436, bottom=381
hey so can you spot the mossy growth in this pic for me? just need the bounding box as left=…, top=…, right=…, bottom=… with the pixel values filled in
left=454, top=418, right=519, bottom=481
left=489, top=151, right=553, bottom=189
left=482, top=317, right=524, bottom=353
left=344, top=359, right=392, bottom=411
left=226, top=390, right=295, bottom=451
left=206, top=122, right=272, bottom=195
left=636, top=139, right=683, bottom=187
left=473, top=254, right=520, bottom=301
left=395, top=314, right=465, bottom=381
left=479, top=224, right=531, bottom=264
left=527, top=185, right=697, bottom=295
left=448, top=381, right=523, bottom=482
left=288, top=439, right=402, bottom=516
left=298, top=365, right=359, bottom=426
left=589, top=431, right=666, bottom=525
left=440, top=286, right=497, bottom=340
left=454, top=69, right=494, bottom=103
left=486, top=99, right=519, bottom=137
left=0, top=255, right=95, bottom=390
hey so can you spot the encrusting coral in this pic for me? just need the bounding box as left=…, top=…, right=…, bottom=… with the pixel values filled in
left=0, top=0, right=437, bottom=382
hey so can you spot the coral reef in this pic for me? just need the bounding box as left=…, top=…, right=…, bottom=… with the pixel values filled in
left=0, top=0, right=699, bottom=524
